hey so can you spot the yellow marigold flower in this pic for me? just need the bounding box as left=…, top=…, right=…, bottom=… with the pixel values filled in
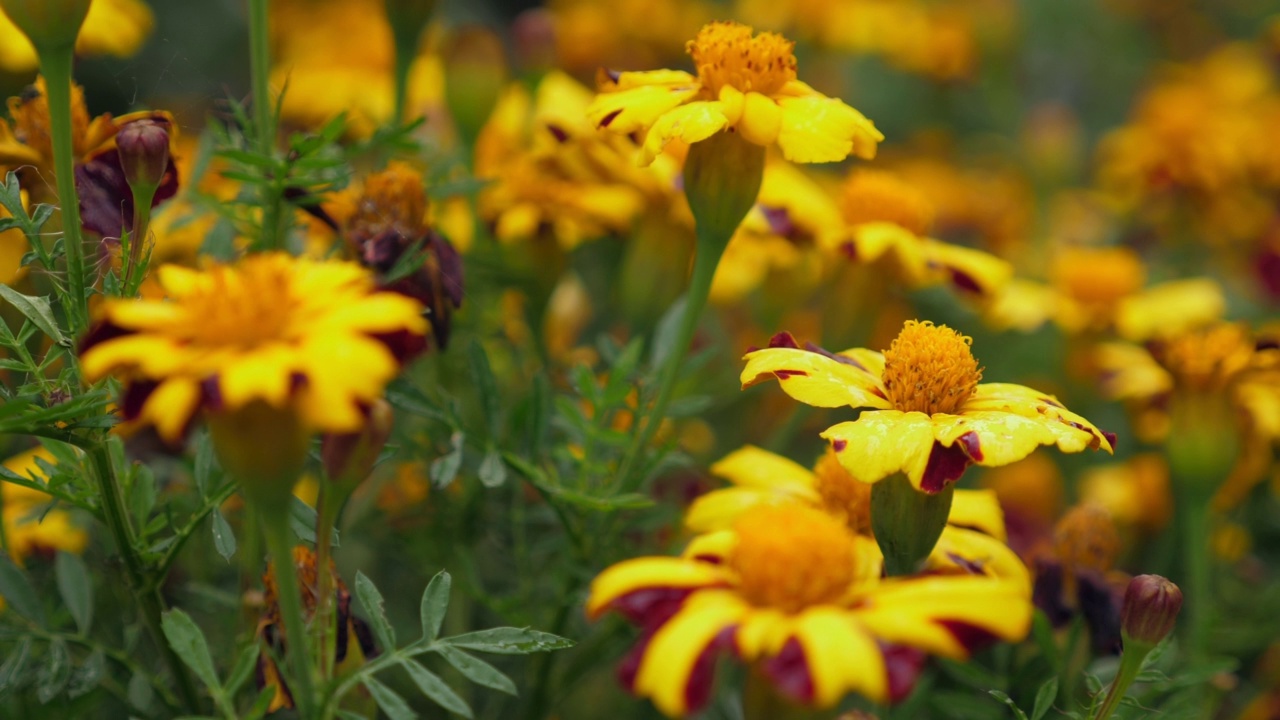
left=0, top=0, right=152, bottom=72
left=742, top=323, right=1114, bottom=493
left=588, top=504, right=1031, bottom=716
left=78, top=253, right=428, bottom=445
left=824, top=169, right=1013, bottom=298
left=1078, top=454, right=1172, bottom=533
left=547, top=0, right=712, bottom=77
left=2, top=448, right=89, bottom=567
left=686, top=445, right=1006, bottom=541
left=586, top=21, right=883, bottom=166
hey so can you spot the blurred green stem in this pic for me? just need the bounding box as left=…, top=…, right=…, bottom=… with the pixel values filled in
left=312, top=484, right=344, bottom=680
left=85, top=440, right=201, bottom=713
left=1091, top=643, right=1146, bottom=720
left=247, top=0, right=283, bottom=250
left=1181, top=503, right=1210, bottom=660
left=40, top=47, right=89, bottom=334
left=262, top=512, right=318, bottom=717
left=124, top=184, right=156, bottom=293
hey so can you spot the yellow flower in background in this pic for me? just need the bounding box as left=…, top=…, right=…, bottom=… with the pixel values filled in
left=270, top=0, right=445, bottom=139
left=79, top=253, right=428, bottom=444
left=586, top=21, right=883, bottom=165
left=0, top=0, right=153, bottom=72
left=1078, top=454, right=1173, bottom=533
left=2, top=448, right=89, bottom=567
left=742, top=321, right=1114, bottom=493
left=546, top=0, right=712, bottom=77
left=0, top=76, right=117, bottom=199
left=824, top=169, right=1013, bottom=298
left=587, top=504, right=1031, bottom=716
left=686, top=445, right=1006, bottom=541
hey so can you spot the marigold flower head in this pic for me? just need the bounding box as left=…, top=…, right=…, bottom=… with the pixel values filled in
left=0, top=0, right=151, bottom=70
left=588, top=503, right=1031, bottom=716
left=79, top=253, right=428, bottom=445
left=741, top=323, right=1114, bottom=493
left=587, top=20, right=883, bottom=165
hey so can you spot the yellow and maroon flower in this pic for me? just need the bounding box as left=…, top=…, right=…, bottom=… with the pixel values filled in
left=587, top=504, right=1031, bottom=716
left=741, top=321, right=1114, bottom=493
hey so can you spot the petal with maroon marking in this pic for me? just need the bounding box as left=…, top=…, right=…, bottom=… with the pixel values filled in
left=632, top=591, right=749, bottom=717
left=822, top=411, right=935, bottom=488
left=920, top=440, right=972, bottom=493
left=742, top=348, right=890, bottom=410
left=586, top=557, right=729, bottom=619
left=789, top=608, right=889, bottom=706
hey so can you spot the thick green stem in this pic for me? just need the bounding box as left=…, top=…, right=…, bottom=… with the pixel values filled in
left=392, top=45, right=414, bottom=126
left=871, top=474, right=954, bottom=576
left=616, top=225, right=721, bottom=492
left=262, top=514, right=318, bottom=717
left=247, top=0, right=283, bottom=251
left=124, top=186, right=155, bottom=294
left=1091, top=646, right=1146, bottom=720
left=39, top=48, right=89, bottom=334
left=312, top=485, right=342, bottom=681
left=86, top=441, right=202, bottom=713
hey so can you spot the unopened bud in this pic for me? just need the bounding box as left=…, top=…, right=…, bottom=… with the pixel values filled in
left=1121, top=574, right=1182, bottom=649
left=0, top=0, right=91, bottom=52
left=116, top=117, right=172, bottom=194
left=442, top=26, right=508, bottom=146
left=321, top=399, right=393, bottom=490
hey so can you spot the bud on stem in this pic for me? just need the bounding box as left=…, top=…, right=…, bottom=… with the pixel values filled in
left=1092, top=575, right=1183, bottom=720
left=0, top=0, right=91, bottom=52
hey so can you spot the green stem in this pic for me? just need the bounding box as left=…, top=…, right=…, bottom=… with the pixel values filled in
left=871, top=474, right=954, bottom=577
left=86, top=441, right=202, bottom=713
left=616, top=225, right=723, bottom=491
left=392, top=42, right=414, bottom=126
left=247, top=0, right=283, bottom=251
left=1091, top=647, right=1145, bottom=720
left=312, top=484, right=343, bottom=681
left=262, top=512, right=318, bottom=718
left=124, top=186, right=155, bottom=294
left=1181, top=503, right=1210, bottom=660
left=39, top=47, right=89, bottom=334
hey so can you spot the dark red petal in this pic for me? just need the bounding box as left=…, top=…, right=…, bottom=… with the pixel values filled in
left=955, top=430, right=983, bottom=462
left=598, top=108, right=623, bottom=127
left=920, top=441, right=971, bottom=493
left=200, top=375, right=224, bottom=412
left=79, top=319, right=132, bottom=354
left=767, top=331, right=800, bottom=349
left=609, top=587, right=698, bottom=629
left=371, top=329, right=429, bottom=365
left=772, top=369, right=809, bottom=379
left=881, top=643, right=928, bottom=703
left=761, top=637, right=816, bottom=705
left=947, top=268, right=983, bottom=295
left=832, top=439, right=848, bottom=452
left=937, top=620, right=1000, bottom=654
left=120, top=379, right=159, bottom=420
left=761, top=205, right=795, bottom=238
left=684, top=627, right=737, bottom=713
left=545, top=123, right=569, bottom=143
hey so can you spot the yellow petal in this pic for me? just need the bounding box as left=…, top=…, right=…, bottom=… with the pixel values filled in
left=821, top=411, right=935, bottom=487
left=854, top=576, right=1032, bottom=658
left=1115, top=278, right=1225, bottom=342
left=586, top=84, right=700, bottom=135
left=681, top=530, right=737, bottom=563
left=586, top=557, right=728, bottom=619
left=710, top=445, right=818, bottom=493
left=741, top=347, right=891, bottom=410
left=930, top=410, right=1106, bottom=469
left=1092, top=344, right=1172, bottom=400
left=738, top=92, right=783, bottom=147
left=928, top=527, right=1031, bottom=593
left=685, top=487, right=794, bottom=533
left=217, top=347, right=299, bottom=410
left=922, top=239, right=1013, bottom=297
left=640, top=101, right=729, bottom=165
left=634, top=591, right=749, bottom=716
left=791, top=609, right=888, bottom=706
left=775, top=94, right=883, bottom=164
left=948, top=489, right=1007, bottom=542
left=962, top=384, right=1115, bottom=453
left=141, top=379, right=202, bottom=444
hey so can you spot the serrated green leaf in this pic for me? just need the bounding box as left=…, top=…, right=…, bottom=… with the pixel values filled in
left=420, top=571, right=451, bottom=641
left=67, top=649, right=105, bottom=699
left=446, top=627, right=574, bottom=655
left=363, top=676, right=414, bottom=720
left=289, top=496, right=337, bottom=545
left=988, top=690, right=1030, bottom=720
left=211, top=508, right=236, bottom=561
left=1031, top=677, right=1058, bottom=720
left=242, top=685, right=276, bottom=720
left=36, top=638, right=70, bottom=703
left=0, top=557, right=44, bottom=624
left=429, top=432, right=464, bottom=488
left=0, top=285, right=67, bottom=346
left=0, top=637, right=32, bottom=694
left=55, top=552, right=93, bottom=634
left=400, top=660, right=472, bottom=717
left=477, top=447, right=506, bottom=488
left=435, top=645, right=517, bottom=696
left=161, top=609, right=220, bottom=692
left=354, top=572, right=395, bottom=651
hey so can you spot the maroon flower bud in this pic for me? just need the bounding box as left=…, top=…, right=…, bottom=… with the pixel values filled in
left=1120, top=574, right=1182, bottom=648
left=116, top=118, right=172, bottom=194
left=321, top=399, right=393, bottom=489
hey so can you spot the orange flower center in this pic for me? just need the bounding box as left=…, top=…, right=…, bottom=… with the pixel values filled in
left=838, top=169, right=935, bottom=236
left=165, top=256, right=304, bottom=348
left=1155, top=323, right=1254, bottom=391
left=1052, top=247, right=1146, bottom=307
left=688, top=21, right=797, bottom=97
left=881, top=320, right=983, bottom=415
left=729, top=505, right=858, bottom=613
left=1053, top=503, right=1119, bottom=601
left=811, top=448, right=871, bottom=534
left=8, top=76, right=93, bottom=160
left=347, top=161, right=428, bottom=241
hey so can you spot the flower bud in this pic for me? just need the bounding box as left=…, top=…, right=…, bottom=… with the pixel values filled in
left=321, top=399, right=393, bottom=490
left=0, top=0, right=91, bottom=52
left=1121, top=574, right=1182, bottom=649
left=683, top=130, right=766, bottom=247
left=116, top=117, right=172, bottom=194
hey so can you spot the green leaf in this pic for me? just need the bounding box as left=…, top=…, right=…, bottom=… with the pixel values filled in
left=429, top=431, right=464, bottom=488
left=446, top=627, right=574, bottom=655
left=67, top=648, right=105, bottom=699
left=363, top=676, right=414, bottom=720
left=289, top=496, right=337, bottom=545
left=36, top=638, right=70, bottom=703
left=477, top=447, right=506, bottom=488
left=161, top=608, right=221, bottom=692
left=127, top=671, right=155, bottom=713
left=0, top=637, right=32, bottom=694
left=435, top=645, right=517, bottom=696
left=334, top=712, right=369, bottom=720
left=0, top=557, right=45, bottom=624
left=468, top=340, right=502, bottom=436
left=401, top=660, right=472, bottom=717
left=224, top=643, right=260, bottom=696
left=0, top=285, right=67, bottom=347
left=419, top=570, right=451, bottom=641
left=1031, top=677, right=1058, bottom=720
left=193, top=431, right=217, bottom=498
left=988, top=690, right=1030, bottom=720
left=55, top=551, right=93, bottom=634
left=128, top=464, right=157, bottom=529
left=354, top=571, right=395, bottom=651
left=211, top=508, right=237, bottom=561
left=1031, top=610, right=1059, bottom=672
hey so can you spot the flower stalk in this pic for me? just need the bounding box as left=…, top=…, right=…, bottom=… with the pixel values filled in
left=39, top=47, right=90, bottom=334
left=262, top=514, right=319, bottom=717
left=871, top=473, right=954, bottom=576
left=247, top=0, right=284, bottom=250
